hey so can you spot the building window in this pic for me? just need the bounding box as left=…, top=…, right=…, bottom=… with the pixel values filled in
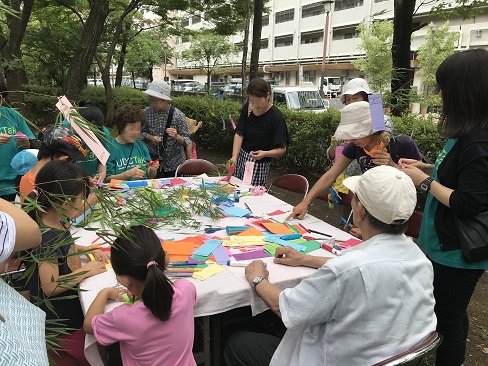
left=192, top=15, right=201, bottom=24
left=285, top=71, right=291, bottom=86
left=262, top=14, right=269, bottom=26
left=374, top=0, right=388, bottom=2
left=275, top=9, right=294, bottom=24
left=235, top=42, right=244, bottom=49
left=303, top=70, right=317, bottom=83
left=301, top=31, right=323, bottom=44
left=181, top=18, right=190, bottom=27
left=302, top=2, right=325, bottom=18
left=275, top=35, right=294, bottom=47
left=332, top=27, right=359, bottom=40
left=261, top=39, right=269, bottom=49
left=335, top=0, right=364, bottom=11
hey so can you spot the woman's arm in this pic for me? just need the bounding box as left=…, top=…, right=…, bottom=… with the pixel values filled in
left=230, top=133, right=244, bottom=165
left=0, top=198, right=41, bottom=252
left=288, top=154, right=353, bottom=219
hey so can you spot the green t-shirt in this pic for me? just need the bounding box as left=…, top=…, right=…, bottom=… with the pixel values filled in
left=106, top=140, right=151, bottom=180
left=419, top=138, right=488, bottom=269
left=0, top=107, right=36, bottom=196
left=61, top=121, right=112, bottom=176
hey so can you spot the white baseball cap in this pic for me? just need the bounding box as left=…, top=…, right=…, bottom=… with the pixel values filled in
left=334, top=101, right=374, bottom=140
left=144, top=80, right=172, bottom=101
left=343, top=166, right=417, bottom=224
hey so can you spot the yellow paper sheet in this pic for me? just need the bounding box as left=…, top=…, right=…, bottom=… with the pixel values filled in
left=223, top=236, right=267, bottom=247
left=88, top=253, right=112, bottom=269
left=192, top=264, right=225, bottom=280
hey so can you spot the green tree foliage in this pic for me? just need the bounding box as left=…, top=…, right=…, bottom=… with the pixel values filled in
left=125, top=29, right=171, bottom=81
left=354, top=20, right=393, bottom=93
left=416, top=21, right=458, bottom=96
left=181, top=30, right=237, bottom=93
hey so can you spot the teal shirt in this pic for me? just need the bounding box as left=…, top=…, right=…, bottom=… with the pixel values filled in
left=0, top=107, right=35, bottom=196
left=106, top=140, right=151, bottom=180
left=61, top=121, right=112, bottom=176
left=419, top=138, right=488, bottom=269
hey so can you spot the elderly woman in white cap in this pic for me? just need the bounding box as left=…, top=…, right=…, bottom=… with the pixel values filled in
left=289, top=101, right=422, bottom=222
left=141, top=80, right=191, bottom=178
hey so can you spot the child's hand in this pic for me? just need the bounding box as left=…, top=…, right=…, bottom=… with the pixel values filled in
left=92, top=173, right=106, bottom=185
left=104, top=287, right=127, bottom=302
left=89, top=249, right=110, bottom=264
left=82, top=260, right=107, bottom=277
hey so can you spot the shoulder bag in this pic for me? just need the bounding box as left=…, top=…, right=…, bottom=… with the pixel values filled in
left=454, top=212, right=488, bottom=262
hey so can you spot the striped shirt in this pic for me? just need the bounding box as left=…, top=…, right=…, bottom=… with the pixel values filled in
left=0, top=212, right=15, bottom=264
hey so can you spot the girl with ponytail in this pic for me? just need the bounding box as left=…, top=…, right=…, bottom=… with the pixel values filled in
left=84, top=225, right=197, bottom=366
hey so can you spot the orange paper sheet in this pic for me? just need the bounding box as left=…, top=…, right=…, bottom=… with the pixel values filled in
left=237, top=227, right=264, bottom=236
left=261, top=222, right=294, bottom=234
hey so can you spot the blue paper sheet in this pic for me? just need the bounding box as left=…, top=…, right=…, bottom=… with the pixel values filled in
left=193, top=239, right=223, bottom=257
left=224, top=206, right=250, bottom=217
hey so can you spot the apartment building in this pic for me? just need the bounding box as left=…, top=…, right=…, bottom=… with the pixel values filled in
left=161, top=0, right=488, bottom=91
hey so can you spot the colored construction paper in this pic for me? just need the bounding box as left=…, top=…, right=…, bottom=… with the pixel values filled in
left=223, top=206, right=250, bottom=218
left=263, top=236, right=307, bottom=252
left=261, top=223, right=293, bottom=235
left=192, top=239, right=222, bottom=257
left=56, top=95, right=109, bottom=165
left=268, top=210, right=286, bottom=216
left=264, top=242, right=280, bottom=256
left=170, top=178, right=188, bottom=186
left=155, top=206, right=178, bottom=217
left=233, top=249, right=271, bottom=261
left=12, top=131, right=28, bottom=139
left=122, top=294, right=141, bottom=304
left=368, top=94, right=386, bottom=132
left=163, top=241, right=196, bottom=257
left=339, top=238, right=362, bottom=250
left=192, top=264, right=225, bottom=281
left=125, top=180, right=148, bottom=188
left=212, top=244, right=231, bottom=264
left=299, top=240, right=321, bottom=254
left=242, top=161, right=254, bottom=185
left=224, top=236, right=267, bottom=247
left=237, top=227, right=264, bottom=236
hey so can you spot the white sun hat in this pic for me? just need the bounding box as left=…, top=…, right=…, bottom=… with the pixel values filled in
left=334, top=101, right=374, bottom=140
left=144, top=80, right=172, bottom=101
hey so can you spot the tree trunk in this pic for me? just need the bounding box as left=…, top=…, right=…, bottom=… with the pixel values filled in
left=115, top=21, right=131, bottom=87
left=241, top=0, right=251, bottom=97
left=62, top=0, right=110, bottom=101
left=249, top=0, right=264, bottom=82
left=391, top=0, right=416, bottom=116
left=0, top=0, right=34, bottom=110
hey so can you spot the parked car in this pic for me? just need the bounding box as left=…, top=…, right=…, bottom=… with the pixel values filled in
left=271, top=87, right=328, bottom=113
left=210, top=82, right=226, bottom=92
left=182, top=81, right=205, bottom=92
left=171, top=79, right=195, bottom=91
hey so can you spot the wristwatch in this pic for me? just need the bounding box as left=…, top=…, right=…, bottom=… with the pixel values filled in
left=420, top=177, right=435, bottom=193
left=252, top=276, right=268, bottom=294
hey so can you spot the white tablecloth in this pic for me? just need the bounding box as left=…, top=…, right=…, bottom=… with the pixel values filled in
left=76, top=176, right=353, bottom=365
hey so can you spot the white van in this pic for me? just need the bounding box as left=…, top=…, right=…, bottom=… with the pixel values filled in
left=271, top=87, right=328, bottom=113
left=171, top=79, right=195, bottom=91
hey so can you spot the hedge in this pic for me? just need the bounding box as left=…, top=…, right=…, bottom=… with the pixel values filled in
left=22, top=85, right=446, bottom=173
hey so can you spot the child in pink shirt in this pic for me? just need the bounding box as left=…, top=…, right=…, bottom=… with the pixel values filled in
left=83, top=226, right=197, bottom=366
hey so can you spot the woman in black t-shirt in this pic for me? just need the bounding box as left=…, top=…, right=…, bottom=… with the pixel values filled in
left=230, top=79, right=289, bottom=186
